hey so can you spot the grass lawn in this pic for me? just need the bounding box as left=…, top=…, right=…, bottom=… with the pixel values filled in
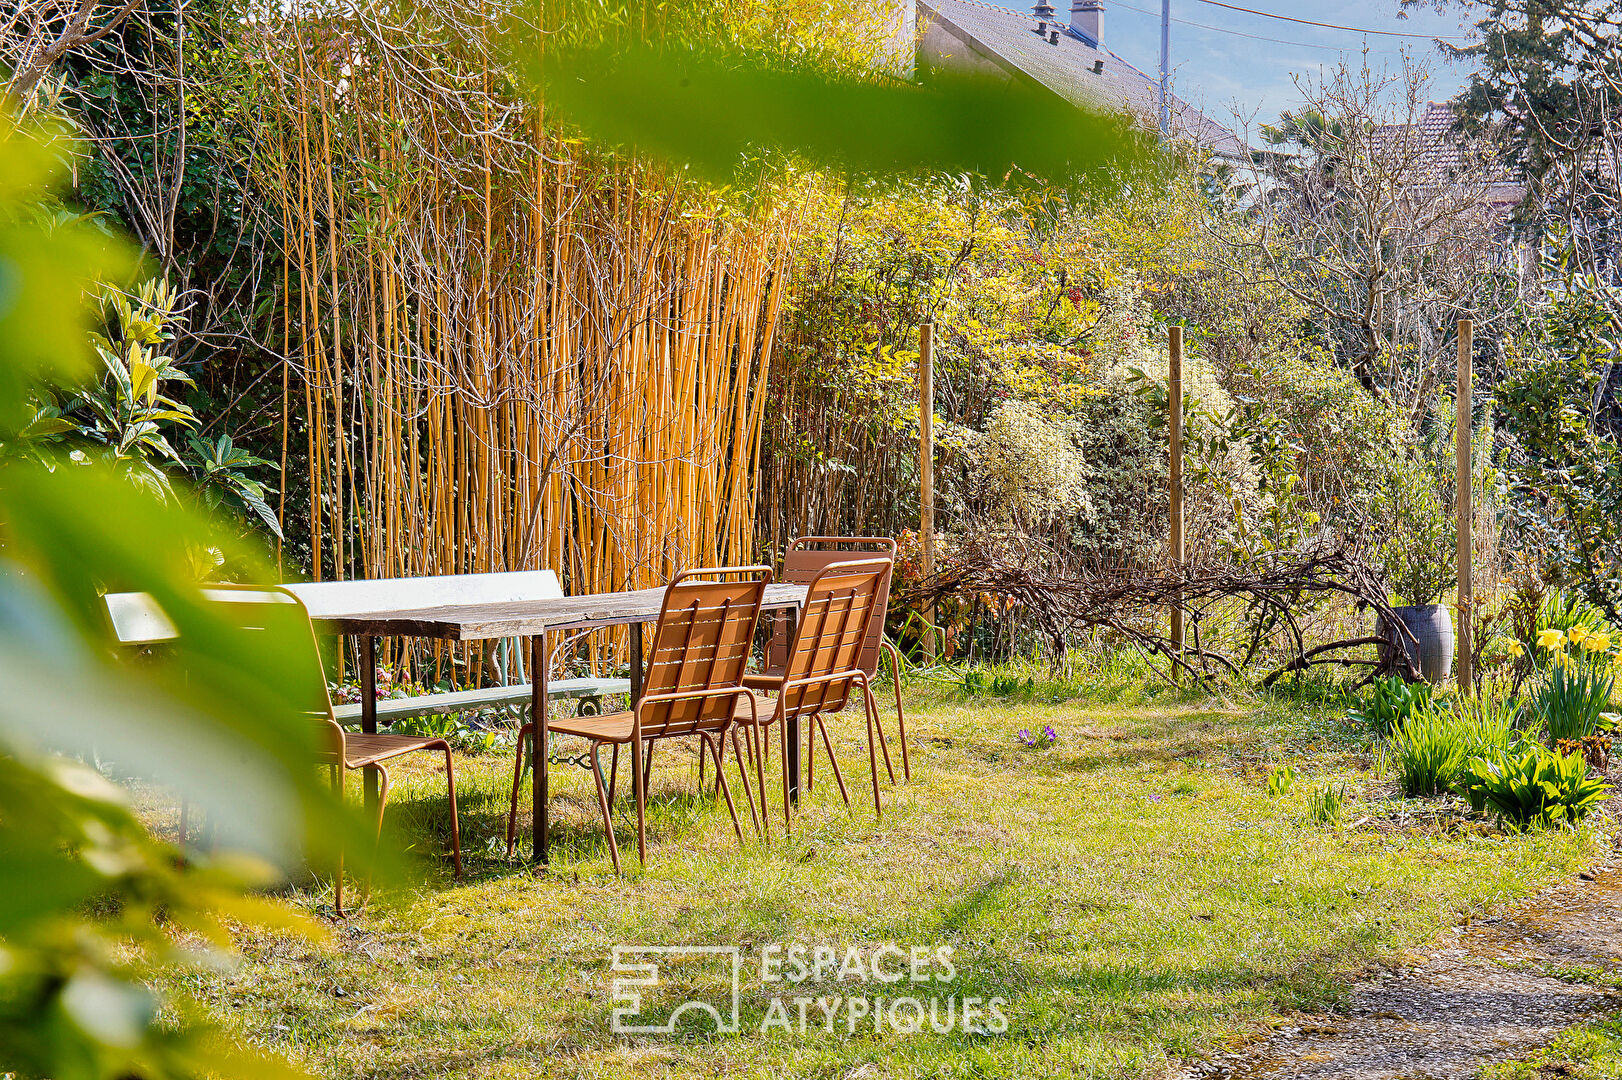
left=170, top=678, right=1610, bottom=1079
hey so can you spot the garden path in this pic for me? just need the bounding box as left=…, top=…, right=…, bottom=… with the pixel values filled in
left=1176, top=853, right=1622, bottom=1079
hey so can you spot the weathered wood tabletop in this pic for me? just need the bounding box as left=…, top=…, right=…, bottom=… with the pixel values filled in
left=311, top=581, right=810, bottom=864
left=311, top=583, right=808, bottom=640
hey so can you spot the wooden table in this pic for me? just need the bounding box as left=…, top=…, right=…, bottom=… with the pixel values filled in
left=312, top=583, right=809, bottom=864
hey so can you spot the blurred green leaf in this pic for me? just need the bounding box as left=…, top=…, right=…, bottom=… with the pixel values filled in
left=0, top=120, right=133, bottom=435
left=510, top=31, right=1158, bottom=189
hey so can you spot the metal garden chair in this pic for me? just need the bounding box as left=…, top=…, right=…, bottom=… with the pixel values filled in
left=745, top=537, right=908, bottom=783
left=733, top=557, right=895, bottom=832
left=200, top=584, right=463, bottom=915
left=503, top=567, right=771, bottom=873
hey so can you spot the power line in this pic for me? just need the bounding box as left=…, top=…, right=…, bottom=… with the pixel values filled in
left=1194, top=0, right=1455, bottom=41
left=1109, top=0, right=1401, bottom=51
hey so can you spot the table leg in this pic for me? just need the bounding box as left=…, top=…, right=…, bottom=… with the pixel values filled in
left=783, top=607, right=801, bottom=806
left=629, top=623, right=643, bottom=700
left=532, top=632, right=549, bottom=865
left=360, top=636, right=378, bottom=812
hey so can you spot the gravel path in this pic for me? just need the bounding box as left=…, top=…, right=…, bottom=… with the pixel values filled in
left=1173, top=860, right=1622, bottom=1080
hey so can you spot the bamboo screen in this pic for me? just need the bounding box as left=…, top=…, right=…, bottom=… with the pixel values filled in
left=256, top=6, right=791, bottom=597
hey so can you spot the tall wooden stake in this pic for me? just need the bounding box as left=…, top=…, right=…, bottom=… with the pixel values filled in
left=1169, top=325, right=1185, bottom=658
left=920, top=321, right=936, bottom=664
left=1457, top=319, right=1474, bottom=693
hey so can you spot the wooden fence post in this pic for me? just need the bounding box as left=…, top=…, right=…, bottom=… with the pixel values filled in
left=920, top=321, right=936, bottom=664
left=1457, top=318, right=1474, bottom=693
left=1169, top=326, right=1185, bottom=659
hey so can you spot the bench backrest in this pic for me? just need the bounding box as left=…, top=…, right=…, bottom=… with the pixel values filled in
left=104, top=590, right=180, bottom=645
left=282, top=570, right=564, bottom=616
left=106, top=570, right=566, bottom=646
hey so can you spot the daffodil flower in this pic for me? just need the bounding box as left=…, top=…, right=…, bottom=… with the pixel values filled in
left=1506, top=640, right=1525, bottom=659
left=1585, top=631, right=1612, bottom=653
left=1569, top=625, right=1590, bottom=646
left=1538, top=628, right=1567, bottom=651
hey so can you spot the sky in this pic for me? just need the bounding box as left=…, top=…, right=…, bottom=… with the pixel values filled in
left=990, top=0, right=1482, bottom=134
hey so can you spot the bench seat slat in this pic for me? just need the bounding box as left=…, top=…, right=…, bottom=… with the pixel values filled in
left=333, top=677, right=631, bottom=724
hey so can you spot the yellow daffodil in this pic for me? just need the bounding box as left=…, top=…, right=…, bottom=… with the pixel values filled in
left=1569, top=625, right=1590, bottom=646
left=1584, top=630, right=1612, bottom=653
left=1505, top=640, right=1525, bottom=659
left=1538, top=628, right=1567, bottom=651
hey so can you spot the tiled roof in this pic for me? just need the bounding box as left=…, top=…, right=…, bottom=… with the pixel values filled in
left=918, top=0, right=1247, bottom=159
left=1374, top=102, right=1525, bottom=209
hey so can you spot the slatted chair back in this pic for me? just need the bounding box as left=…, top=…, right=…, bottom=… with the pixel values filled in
left=777, top=559, right=893, bottom=723
left=197, top=584, right=344, bottom=759
left=637, top=566, right=771, bottom=739
left=768, top=537, right=896, bottom=676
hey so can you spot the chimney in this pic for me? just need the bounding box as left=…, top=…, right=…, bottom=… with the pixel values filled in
left=1071, top=0, right=1103, bottom=47
left=1032, top=1, right=1055, bottom=34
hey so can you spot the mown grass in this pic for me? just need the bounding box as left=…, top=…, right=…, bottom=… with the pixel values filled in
left=162, top=674, right=1610, bottom=1079
left=1479, top=1015, right=1622, bottom=1079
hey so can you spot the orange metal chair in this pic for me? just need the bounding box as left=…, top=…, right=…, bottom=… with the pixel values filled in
left=202, top=585, right=463, bottom=915
left=745, top=536, right=909, bottom=783
left=733, top=558, right=895, bottom=832
left=505, top=567, right=771, bottom=873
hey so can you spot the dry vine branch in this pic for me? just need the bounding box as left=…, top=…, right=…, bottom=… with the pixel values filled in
left=905, top=530, right=1418, bottom=687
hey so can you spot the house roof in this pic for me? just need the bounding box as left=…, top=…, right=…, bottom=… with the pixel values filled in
left=1374, top=102, right=1526, bottom=210
left=918, top=0, right=1246, bottom=160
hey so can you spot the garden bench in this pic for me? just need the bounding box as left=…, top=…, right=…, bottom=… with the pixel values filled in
left=103, top=570, right=630, bottom=725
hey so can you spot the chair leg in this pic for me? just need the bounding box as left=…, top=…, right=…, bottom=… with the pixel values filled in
left=747, top=722, right=771, bottom=844
left=608, top=743, right=621, bottom=808
left=332, top=765, right=346, bottom=918
left=590, top=742, right=622, bottom=875
left=884, top=641, right=912, bottom=782
left=438, top=742, right=464, bottom=879
left=642, top=742, right=656, bottom=801
left=730, top=726, right=762, bottom=839
left=805, top=717, right=815, bottom=793
left=632, top=737, right=647, bottom=866
left=704, top=734, right=746, bottom=845
left=871, top=697, right=898, bottom=785
left=862, top=682, right=885, bottom=818
left=504, top=721, right=534, bottom=858
left=362, top=762, right=392, bottom=910
left=779, top=717, right=792, bottom=835
left=814, top=715, right=852, bottom=807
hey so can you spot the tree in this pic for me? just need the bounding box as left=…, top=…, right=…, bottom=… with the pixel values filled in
left=1, top=0, right=143, bottom=107
left=1215, top=58, right=1516, bottom=428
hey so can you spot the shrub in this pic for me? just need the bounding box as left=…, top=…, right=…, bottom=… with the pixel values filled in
left=1389, top=707, right=1469, bottom=797
left=1460, top=740, right=1612, bottom=830
left=1348, top=674, right=1432, bottom=737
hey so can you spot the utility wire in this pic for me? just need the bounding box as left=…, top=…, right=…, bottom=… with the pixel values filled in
left=1110, top=0, right=1388, bottom=51
left=1194, top=0, right=1456, bottom=41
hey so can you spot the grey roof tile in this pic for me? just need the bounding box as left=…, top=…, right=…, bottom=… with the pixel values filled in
left=920, top=0, right=1247, bottom=159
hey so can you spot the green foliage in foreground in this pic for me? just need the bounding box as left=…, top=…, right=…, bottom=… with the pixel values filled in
left=0, top=117, right=369, bottom=1080
left=1388, top=707, right=1470, bottom=797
